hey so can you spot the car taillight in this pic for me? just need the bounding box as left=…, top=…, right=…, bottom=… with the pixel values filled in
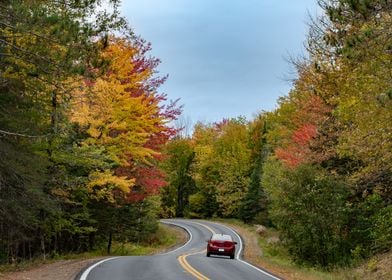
left=210, top=241, right=234, bottom=247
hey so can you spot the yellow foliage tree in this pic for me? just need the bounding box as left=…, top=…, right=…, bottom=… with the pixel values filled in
left=69, top=37, right=168, bottom=201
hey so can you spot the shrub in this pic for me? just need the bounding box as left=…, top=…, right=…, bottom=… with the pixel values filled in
left=371, top=204, right=392, bottom=252
left=263, top=161, right=352, bottom=267
left=187, top=192, right=206, bottom=218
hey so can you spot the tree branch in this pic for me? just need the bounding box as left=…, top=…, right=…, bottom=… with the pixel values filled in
left=0, top=129, right=49, bottom=138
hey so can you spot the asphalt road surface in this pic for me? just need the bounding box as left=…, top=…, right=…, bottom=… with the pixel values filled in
left=77, top=219, right=281, bottom=280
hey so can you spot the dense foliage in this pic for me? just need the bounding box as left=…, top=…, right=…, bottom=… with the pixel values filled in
left=0, top=0, right=179, bottom=263
left=1, top=0, right=390, bottom=269
left=161, top=0, right=391, bottom=268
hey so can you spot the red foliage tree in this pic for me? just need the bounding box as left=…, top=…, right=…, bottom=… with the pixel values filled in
left=275, top=95, right=330, bottom=168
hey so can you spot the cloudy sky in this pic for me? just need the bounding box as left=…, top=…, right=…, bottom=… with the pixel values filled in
left=121, top=0, right=321, bottom=123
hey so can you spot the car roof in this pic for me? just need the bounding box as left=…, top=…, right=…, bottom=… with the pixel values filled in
left=211, top=234, right=233, bottom=241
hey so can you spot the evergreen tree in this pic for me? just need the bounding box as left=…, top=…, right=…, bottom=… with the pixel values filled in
left=239, top=119, right=268, bottom=224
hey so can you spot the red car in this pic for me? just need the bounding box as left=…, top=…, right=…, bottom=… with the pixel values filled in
left=206, top=234, right=237, bottom=259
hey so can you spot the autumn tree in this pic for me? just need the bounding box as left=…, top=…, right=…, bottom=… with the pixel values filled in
left=308, top=0, right=392, bottom=198
left=69, top=36, right=180, bottom=249
left=260, top=0, right=392, bottom=266
left=0, top=0, right=178, bottom=263
left=185, top=123, right=219, bottom=218
left=187, top=118, right=251, bottom=217
left=0, top=0, right=128, bottom=263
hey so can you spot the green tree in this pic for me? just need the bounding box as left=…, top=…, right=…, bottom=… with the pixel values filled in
left=161, top=138, right=196, bottom=217
left=191, top=118, right=251, bottom=218
left=263, top=161, right=351, bottom=267
left=309, top=0, right=392, bottom=200
left=187, top=185, right=218, bottom=218
left=239, top=118, right=269, bottom=224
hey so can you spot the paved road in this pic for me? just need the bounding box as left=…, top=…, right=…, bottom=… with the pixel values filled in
left=77, top=219, right=280, bottom=280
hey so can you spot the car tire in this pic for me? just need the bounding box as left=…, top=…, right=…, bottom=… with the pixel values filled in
left=230, top=254, right=235, bottom=259
left=206, top=252, right=210, bottom=257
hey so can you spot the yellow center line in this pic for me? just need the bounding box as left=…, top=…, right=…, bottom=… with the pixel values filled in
left=190, top=221, right=216, bottom=235
left=178, top=253, right=210, bottom=280
left=177, top=221, right=217, bottom=279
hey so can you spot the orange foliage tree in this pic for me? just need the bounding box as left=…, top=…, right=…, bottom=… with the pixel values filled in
left=274, top=92, right=331, bottom=168
left=70, top=37, right=180, bottom=203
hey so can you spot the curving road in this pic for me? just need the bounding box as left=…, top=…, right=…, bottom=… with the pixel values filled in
left=76, top=219, right=281, bottom=280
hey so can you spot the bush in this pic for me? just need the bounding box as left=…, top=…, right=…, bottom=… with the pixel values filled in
left=263, top=161, right=352, bottom=267
left=186, top=185, right=218, bottom=218
left=186, top=192, right=206, bottom=218
left=371, top=204, right=392, bottom=252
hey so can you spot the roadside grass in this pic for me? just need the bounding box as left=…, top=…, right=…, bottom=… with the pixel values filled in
left=101, top=223, right=187, bottom=256
left=254, top=226, right=342, bottom=280
left=340, top=251, right=392, bottom=280
left=212, top=219, right=374, bottom=280
left=0, top=223, right=186, bottom=274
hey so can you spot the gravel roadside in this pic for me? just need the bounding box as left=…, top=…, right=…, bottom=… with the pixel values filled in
left=0, top=223, right=187, bottom=280
left=0, top=258, right=104, bottom=280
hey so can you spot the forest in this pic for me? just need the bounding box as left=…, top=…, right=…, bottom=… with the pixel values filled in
left=161, top=0, right=392, bottom=268
left=0, top=0, right=391, bottom=270
left=0, top=0, right=181, bottom=263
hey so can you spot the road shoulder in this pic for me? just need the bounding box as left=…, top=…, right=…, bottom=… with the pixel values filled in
left=0, top=258, right=104, bottom=280
left=0, top=223, right=188, bottom=280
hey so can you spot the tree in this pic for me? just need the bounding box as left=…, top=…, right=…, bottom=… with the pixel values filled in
left=189, top=118, right=251, bottom=217
left=263, top=162, right=351, bottom=266
left=68, top=36, right=180, bottom=249
left=261, top=0, right=392, bottom=266
left=0, top=1, right=179, bottom=263
left=309, top=0, right=392, bottom=200
left=0, top=0, right=128, bottom=263
left=69, top=36, right=178, bottom=198
left=239, top=117, right=269, bottom=224
left=161, top=138, right=196, bottom=217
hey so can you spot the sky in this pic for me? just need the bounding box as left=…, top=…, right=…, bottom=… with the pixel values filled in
left=121, top=0, right=321, bottom=124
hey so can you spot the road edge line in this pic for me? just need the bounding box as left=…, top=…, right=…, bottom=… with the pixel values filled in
left=76, top=257, right=120, bottom=280
left=159, top=220, right=193, bottom=255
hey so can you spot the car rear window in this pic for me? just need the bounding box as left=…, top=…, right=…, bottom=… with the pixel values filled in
left=211, top=234, right=232, bottom=241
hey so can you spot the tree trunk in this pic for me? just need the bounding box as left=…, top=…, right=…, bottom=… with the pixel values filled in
left=107, top=231, right=112, bottom=255
left=89, top=232, right=95, bottom=251
left=28, top=241, right=32, bottom=261
left=41, top=234, right=46, bottom=260
left=23, top=241, right=26, bottom=260
left=177, top=183, right=184, bottom=217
